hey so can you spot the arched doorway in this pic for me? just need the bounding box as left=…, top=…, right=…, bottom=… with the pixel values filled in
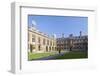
left=30, top=44, right=35, bottom=52
left=38, top=45, right=41, bottom=51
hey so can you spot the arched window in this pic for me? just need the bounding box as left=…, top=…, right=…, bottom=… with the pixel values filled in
left=46, top=46, right=48, bottom=52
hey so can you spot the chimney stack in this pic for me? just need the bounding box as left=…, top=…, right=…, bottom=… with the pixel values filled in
left=80, top=31, right=82, bottom=36
left=62, top=33, right=64, bottom=38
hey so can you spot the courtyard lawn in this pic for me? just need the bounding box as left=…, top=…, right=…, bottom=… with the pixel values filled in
left=28, top=51, right=88, bottom=60
left=55, top=51, right=88, bottom=59
left=28, top=52, right=57, bottom=60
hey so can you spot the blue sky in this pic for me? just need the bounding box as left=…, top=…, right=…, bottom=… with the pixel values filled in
left=28, top=15, right=88, bottom=38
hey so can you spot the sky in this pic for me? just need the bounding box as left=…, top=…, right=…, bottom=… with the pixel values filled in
left=28, top=15, right=88, bottom=38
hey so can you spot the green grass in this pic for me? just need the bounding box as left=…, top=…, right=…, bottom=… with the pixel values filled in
left=28, top=52, right=57, bottom=60
left=28, top=51, right=88, bottom=60
left=55, top=51, right=88, bottom=59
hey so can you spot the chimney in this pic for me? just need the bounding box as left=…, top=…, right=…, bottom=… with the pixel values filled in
left=69, top=34, right=73, bottom=37
left=80, top=31, right=82, bottom=36
left=62, top=33, right=64, bottom=38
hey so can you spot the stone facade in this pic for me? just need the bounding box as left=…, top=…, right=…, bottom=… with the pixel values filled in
left=57, top=32, right=88, bottom=51
left=28, top=25, right=88, bottom=53
left=28, top=26, right=57, bottom=53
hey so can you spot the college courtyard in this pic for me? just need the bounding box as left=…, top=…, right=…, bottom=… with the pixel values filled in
left=28, top=25, right=88, bottom=61
left=28, top=15, right=88, bottom=61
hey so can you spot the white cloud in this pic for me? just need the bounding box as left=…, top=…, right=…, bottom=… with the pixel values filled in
left=32, top=20, right=37, bottom=26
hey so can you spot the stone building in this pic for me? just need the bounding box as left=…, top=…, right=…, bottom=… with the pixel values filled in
left=28, top=22, right=87, bottom=53
left=57, top=32, right=88, bottom=51
left=56, top=37, right=68, bottom=51
left=28, top=26, right=57, bottom=53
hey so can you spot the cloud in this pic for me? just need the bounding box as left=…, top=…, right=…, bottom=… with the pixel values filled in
left=32, top=20, right=37, bottom=26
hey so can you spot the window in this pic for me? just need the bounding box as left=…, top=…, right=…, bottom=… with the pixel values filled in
left=38, top=37, right=40, bottom=43
left=50, top=41, right=52, bottom=45
left=52, top=41, right=54, bottom=46
left=32, top=34, right=35, bottom=42
left=43, top=39, right=45, bottom=45
left=47, top=40, right=49, bottom=45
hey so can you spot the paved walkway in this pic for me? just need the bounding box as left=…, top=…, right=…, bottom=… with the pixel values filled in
left=33, top=51, right=69, bottom=60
